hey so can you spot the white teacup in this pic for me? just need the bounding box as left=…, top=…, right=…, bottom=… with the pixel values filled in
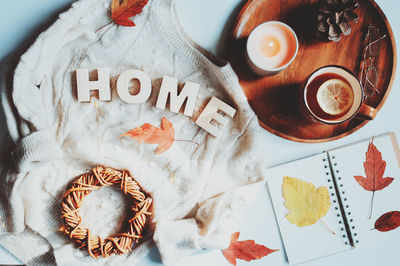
left=302, top=66, right=377, bottom=124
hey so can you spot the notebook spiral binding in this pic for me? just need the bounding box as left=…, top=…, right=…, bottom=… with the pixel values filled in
left=323, top=154, right=359, bottom=246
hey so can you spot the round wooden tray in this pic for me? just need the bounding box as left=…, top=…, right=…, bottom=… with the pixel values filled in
left=227, top=0, right=397, bottom=143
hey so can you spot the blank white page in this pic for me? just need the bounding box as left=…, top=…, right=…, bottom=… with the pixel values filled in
left=328, top=133, right=400, bottom=248
left=267, top=153, right=351, bottom=265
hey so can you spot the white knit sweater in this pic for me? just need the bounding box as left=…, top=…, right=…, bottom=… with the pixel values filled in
left=0, top=0, right=266, bottom=265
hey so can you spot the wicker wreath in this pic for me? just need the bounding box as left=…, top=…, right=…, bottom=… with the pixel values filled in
left=60, top=166, right=152, bottom=258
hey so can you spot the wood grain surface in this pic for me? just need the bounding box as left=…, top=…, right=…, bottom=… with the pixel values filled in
left=227, top=0, right=396, bottom=143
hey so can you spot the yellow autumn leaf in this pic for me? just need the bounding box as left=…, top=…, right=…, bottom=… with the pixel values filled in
left=282, top=176, right=331, bottom=227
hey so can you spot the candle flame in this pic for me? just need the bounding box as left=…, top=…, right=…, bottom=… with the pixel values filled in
left=260, top=36, right=281, bottom=57
left=268, top=42, right=275, bottom=48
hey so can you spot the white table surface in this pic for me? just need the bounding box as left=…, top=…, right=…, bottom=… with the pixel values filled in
left=1, top=0, right=400, bottom=265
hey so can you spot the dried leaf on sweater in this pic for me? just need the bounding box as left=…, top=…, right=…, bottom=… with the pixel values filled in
left=111, top=0, right=149, bottom=26
left=96, top=0, right=149, bottom=32
left=221, top=232, right=278, bottom=266
left=121, top=117, right=175, bottom=154
left=121, top=117, right=200, bottom=154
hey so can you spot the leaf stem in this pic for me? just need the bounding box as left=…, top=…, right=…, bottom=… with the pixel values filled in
left=319, top=219, right=336, bottom=235
left=368, top=191, right=375, bottom=220
left=174, top=139, right=200, bottom=146
left=95, top=21, right=113, bottom=33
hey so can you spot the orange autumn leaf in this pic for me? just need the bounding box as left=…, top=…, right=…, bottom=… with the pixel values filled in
left=354, top=138, right=395, bottom=219
left=121, top=117, right=175, bottom=154
left=354, top=139, right=394, bottom=191
left=111, top=0, right=149, bottom=27
left=221, top=232, right=278, bottom=266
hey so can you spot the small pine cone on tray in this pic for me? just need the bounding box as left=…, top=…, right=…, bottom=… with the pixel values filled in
left=316, top=0, right=359, bottom=42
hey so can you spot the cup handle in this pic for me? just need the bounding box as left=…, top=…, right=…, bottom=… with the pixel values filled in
left=356, top=103, right=377, bottom=120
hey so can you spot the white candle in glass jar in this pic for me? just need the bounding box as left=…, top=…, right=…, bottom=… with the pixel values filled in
left=246, top=21, right=299, bottom=76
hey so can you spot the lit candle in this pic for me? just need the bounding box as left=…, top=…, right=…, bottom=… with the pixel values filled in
left=261, top=36, right=280, bottom=57
left=246, top=21, right=299, bottom=76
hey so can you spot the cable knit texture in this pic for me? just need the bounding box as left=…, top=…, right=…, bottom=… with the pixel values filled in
left=0, top=0, right=266, bottom=265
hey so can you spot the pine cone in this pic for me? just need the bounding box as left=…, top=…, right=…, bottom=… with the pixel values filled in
left=316, top=0, right=359, bottom=42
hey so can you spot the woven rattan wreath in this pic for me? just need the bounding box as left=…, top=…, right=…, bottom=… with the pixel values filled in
left=60, top=166, right=152, bottom=258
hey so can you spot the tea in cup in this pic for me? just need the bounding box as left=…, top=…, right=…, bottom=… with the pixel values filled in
left=302, top=66, right=377, bottom=124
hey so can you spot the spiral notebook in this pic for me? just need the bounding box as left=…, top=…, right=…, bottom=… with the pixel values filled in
left=266, top=133, right=400, bottom=265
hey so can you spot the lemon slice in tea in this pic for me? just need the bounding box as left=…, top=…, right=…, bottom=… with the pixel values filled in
left=316, top=79, right=354, bottom=115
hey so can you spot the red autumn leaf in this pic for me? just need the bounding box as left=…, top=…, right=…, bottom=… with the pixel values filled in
left=121, top=116, right=175, bottom=154
left=111, top=0, right=149, bottom=27
left=354, top=138, right=395, bottom=218
left=221, top=232, right=278, bottom=266
left=374, top=211, right=400, bottom=232
left=354, top=139, right=394, bottom=191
